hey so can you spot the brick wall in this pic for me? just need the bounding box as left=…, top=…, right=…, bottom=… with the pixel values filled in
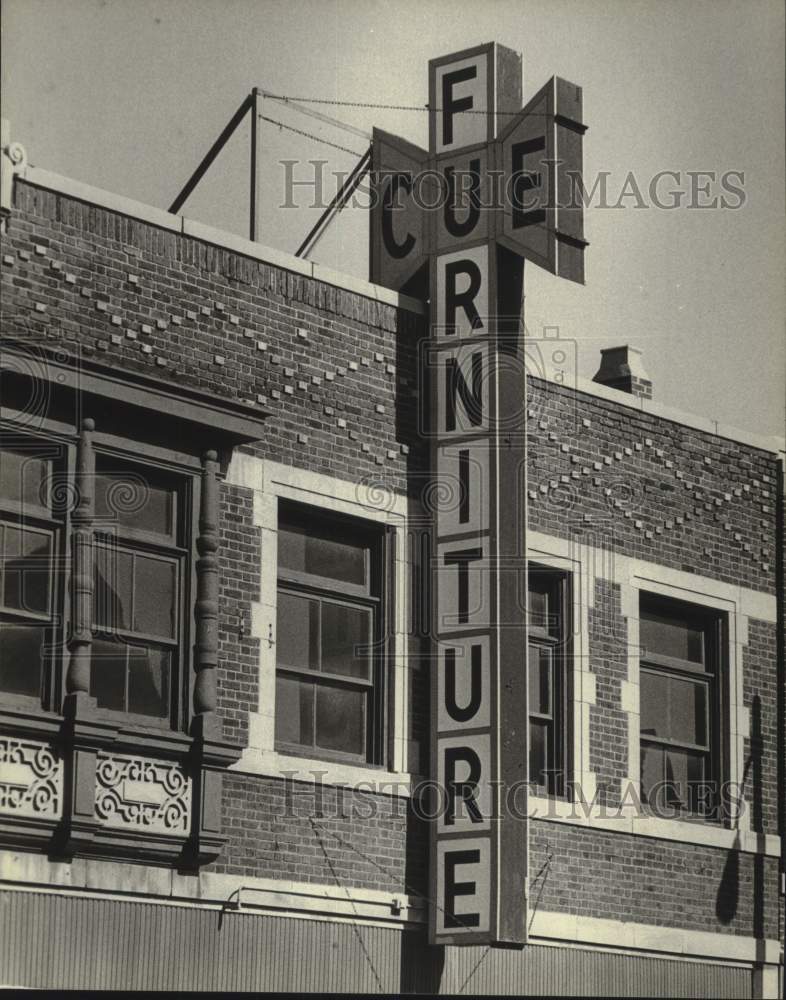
left=1, top=177, right=781, bottom=946
left=742, top=618, right=780, bottom=835
left=530, top=818, right=781, bottom=941
left=527, top=379, right=779, bottom=595
left=215, top=773, right=426, bottom=897
left=217, top=482, right=262, bottom=744
left=588, top=579, right=628, bottom=809
left=2, top=181, right=426, bottom=496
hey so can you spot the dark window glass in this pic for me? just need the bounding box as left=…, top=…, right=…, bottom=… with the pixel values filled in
left=277, top=592, right=319, bottom=671
left=527, top=569, right=569, bottom=796
left=0, top=623, right=46, bottom=697
left=315, top=684, right=366, bottom=755
left=527, top=580, right=551, bottom=633
left=93, top=546, right=176, bottom=640
left=90, top=462, right=182, bottom=723
left=641, top=670, right=707, bottom=746
left=90, top=637, right=127, bottom=712
left=0, top=441, right=63, bottom=706
left=278, top=521, right=367, bottom=587
left=89, top=637, right=171, bottom=718
left=128, top=644, right=170, bottom=717
left=639, top=594, right=721, bottom=819
left=275, top=505, right=381, bottom=763
left=640, top=608, right=704, bottom=666
left=528, top=644, right=552, bottom=716
left=94, top=470, right=175, bottom=540
left=321, top=603, right=371, bottom=679
left=0, top=523, right=52, bottom=616
left=0, top=449, right=52, bottom=511
left=276, top=674, right=315, bottom=746
left=94, top=545, right=133, bottom=631
left=134, top=555, right=176, bottom=638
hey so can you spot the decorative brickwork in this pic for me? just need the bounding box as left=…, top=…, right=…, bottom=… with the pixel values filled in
left=527, top=379, right=779, bottom=594
left=2, top=181, right=424, bottom=495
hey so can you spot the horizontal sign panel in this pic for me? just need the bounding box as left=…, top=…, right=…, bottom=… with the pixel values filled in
left=369, top=127, right=427, bottom=291
left=497, top=76, right=587, bottom=284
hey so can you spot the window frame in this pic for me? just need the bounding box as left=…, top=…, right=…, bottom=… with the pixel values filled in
left=527, top=565, right=571, bottom=798
left=638, top=591, right=726, bottom=821
left=0, top=437, right=69, bottom=712
left=274, top=500, right=387, bottom=767
left=89, top=449, right=194, bottom=732
left=0, top=429, right=199, bottom=733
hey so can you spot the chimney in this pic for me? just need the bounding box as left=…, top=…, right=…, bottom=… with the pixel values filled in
left=592, top=345, right=652, bottom=399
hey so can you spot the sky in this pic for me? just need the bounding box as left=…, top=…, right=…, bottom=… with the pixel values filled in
left=2, top=0, right=784, bottom=438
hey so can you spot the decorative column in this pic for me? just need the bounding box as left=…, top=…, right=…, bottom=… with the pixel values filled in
left=188, top=449, right=234, bottom=867
left=59, top=418, right=112, bottom=857
left=193, top=449, right=220, bottom=737
left=66, top=417, right=95, bottom=708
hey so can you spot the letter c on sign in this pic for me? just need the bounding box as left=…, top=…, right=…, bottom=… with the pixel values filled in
left=382, top=174, right=416, bottom=259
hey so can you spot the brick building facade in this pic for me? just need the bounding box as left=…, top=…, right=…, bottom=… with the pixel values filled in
left=0, top=139, right=784, bottom=995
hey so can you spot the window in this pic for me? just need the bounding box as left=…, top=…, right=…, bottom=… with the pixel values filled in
left=275, top=503, right=385, bottom=764
left=0, top=437, right=192, bottom=725
left=90, top=458, right=186, bottom=724
left=0, top=441, right=63, bottom=703
left=527, top=567, right=570, bottom=796
left=639, top=593, right=724, bottom=818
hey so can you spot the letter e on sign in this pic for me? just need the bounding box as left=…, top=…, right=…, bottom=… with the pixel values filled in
left=435, top=838, right=491, bottom=936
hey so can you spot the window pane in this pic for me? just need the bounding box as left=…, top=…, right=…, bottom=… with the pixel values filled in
left=275, top=674, right=314, bottom=747
left=527, top=581, right=550, bottom=631
left=529, top=720, right=549, bottom=787
left=277, top=592, right=319, bottom=671
left=315, top=683, right=365, bottom=755
left=134, top=555, right=176, bottom=638
left=2, top=524, right=52, bottom=615
left=664, top=749, right=705, bottom=809
left=95, top=471, right=174, bottom=538
left=127, top=644, right=170, bottom=718
left=640, top=670, right=668, bottom=737
left=642, top=746, right=706, bottom=812
left=641, top=606, right=705, bottom=665
left=0, top=622, right=45, bottom=697
left=669, top=675, right=707, bottom=747
left=279, top=522, right=367, bottom=586
left=641, top=670, right=707, bottom=747
left=640, top=744, right=663, bottom=806
left=94, top=545, right=133, bottom=632
left=0, top=450, right=51, bottom=510
left=321, top=603, right=371, bottom=679
left=90, top=637, right=127, bottom=711
left=528, top=643, right=552, bottom=716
